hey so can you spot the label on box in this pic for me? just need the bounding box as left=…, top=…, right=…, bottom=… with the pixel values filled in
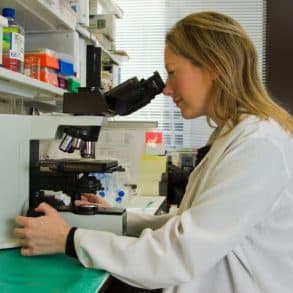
left=145, top=131, right=163, bottom=144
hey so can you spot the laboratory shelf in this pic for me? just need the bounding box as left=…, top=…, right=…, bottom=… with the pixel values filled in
left=0, top=0, right=125, bottom=104
left=0, top=0, right=76, bottom=32
left=76, top=24, right=121, bottom=65
left=0, top=67, right=65, bottom=101
left=99, top=0, right=124, bottom=19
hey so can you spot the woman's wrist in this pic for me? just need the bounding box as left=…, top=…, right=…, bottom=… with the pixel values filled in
left=65, top=227, right=78, bottom=258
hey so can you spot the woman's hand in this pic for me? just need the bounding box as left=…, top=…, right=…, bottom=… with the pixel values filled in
left=75, top=193, right=112, bottom=208
left=14, top=203, right=71, bottom=256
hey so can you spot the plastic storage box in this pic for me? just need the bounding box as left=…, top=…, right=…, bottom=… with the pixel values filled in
left=40, top=67, right=58, bottom=87
left=25, top=48, right=59, bottom=70
left=25, top=48, right=59, bottom=86
left=58, top=58, right=74, bottom=76
left=67, top=77, right=80, bottom=93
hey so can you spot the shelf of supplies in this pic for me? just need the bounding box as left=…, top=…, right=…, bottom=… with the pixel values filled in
left=0, top=0, right=76, bottom=32
left=76, top=24, right=121, bottom=65
left=76, top=24, right=97, bottom=43
left=100, top=47, right=121, bottom=66
left=0, top=67, right=65, bottom=101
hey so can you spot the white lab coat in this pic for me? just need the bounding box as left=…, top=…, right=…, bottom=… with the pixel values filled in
left=74, top=115, right=293, bottom=293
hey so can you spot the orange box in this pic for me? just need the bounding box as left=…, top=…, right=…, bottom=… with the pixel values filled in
left=39, top=67, right=58, bottom=87
left=25, top=49, right=59, bottom=70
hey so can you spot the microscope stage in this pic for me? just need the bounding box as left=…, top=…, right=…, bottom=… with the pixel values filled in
left=39, top=159, right=118, bottom=173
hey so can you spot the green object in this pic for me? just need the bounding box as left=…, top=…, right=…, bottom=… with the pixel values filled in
left=0, top=248, right=108, bottom=293
left=67, top=77, right=80, bottom=93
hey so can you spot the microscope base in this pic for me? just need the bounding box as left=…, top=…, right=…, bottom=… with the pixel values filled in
left=59, top=208, right=127, bottom=235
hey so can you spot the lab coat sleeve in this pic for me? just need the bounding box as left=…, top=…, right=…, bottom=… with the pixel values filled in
left=73, top=135, right=291, bottom=289
left=126, top=211, right=173, bottom=237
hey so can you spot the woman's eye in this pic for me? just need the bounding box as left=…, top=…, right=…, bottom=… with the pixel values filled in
left=168, top=71, right=175, bottom=75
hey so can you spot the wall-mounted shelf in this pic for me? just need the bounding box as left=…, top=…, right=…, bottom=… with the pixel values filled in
left=99, top=0, right=124, bottom=19
left=0, top=0, right=123, bottom=65
left=0, top=67, right=65, bottom=102
left=0, top=0, right=76, bottom=32
left=76, top=24, right=121, bottom=65
left=0, top=0, right=125, bottom=108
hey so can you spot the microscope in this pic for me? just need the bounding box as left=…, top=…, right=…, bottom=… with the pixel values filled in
left=0, top=71, right=164, bottom=249
left=27, top=71, right=165, bottom=238
left=28, top=119, right=126, bottom=235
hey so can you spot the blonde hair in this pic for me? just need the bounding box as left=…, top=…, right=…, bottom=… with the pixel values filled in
left=166, top=11, right=293, bottom=138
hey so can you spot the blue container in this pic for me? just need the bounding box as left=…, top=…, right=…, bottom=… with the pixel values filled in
left=58, top=58, right=74, bottom=76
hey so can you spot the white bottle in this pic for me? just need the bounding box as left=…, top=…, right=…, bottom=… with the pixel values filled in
left=2, top=8, right=25, bottom=73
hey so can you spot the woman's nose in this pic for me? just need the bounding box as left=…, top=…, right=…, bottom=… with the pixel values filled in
left=163, top=81, right=173, bottom=96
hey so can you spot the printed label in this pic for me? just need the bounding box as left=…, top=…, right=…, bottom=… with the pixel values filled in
left=9, top=32, right=24, bottom=61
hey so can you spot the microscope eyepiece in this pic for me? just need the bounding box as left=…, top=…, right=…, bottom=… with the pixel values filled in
left=105, top=71, right=165, bottom=115
left=61, top=71, right=165, bottom=155
left=63, top=71, right=165, bottom=116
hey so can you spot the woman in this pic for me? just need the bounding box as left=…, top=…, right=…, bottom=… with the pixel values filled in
left=14, top=12, right=293, bottom=293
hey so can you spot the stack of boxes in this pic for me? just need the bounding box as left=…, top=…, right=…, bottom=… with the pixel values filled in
left=24, top=48, right=79, bottom=92
left=57, top=52, right=76, bottom=92
left=25, top=49, right=59, bottom=86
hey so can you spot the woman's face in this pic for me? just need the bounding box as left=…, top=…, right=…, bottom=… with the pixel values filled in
left=163, top=45, right=216, bottom=120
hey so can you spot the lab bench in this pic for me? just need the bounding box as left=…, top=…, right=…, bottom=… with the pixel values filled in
left=0, top=248, right=109, bottom=293
left=0, top=196, right=166, bottom=292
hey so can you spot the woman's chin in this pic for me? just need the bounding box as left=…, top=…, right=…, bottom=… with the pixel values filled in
left=181, top=110, right=202, bottom=119
left=180, top=109, right=194, bottom=119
